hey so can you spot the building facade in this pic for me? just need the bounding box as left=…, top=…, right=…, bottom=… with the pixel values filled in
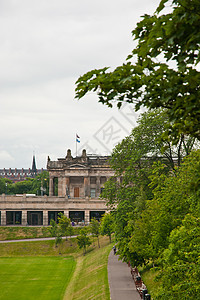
left=0, top=155, right=44, bottom=183
left=0, top=149, right=115, bottom=226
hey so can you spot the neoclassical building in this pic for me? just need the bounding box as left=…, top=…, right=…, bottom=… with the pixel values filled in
left=0, top=149, right=115, bottom=226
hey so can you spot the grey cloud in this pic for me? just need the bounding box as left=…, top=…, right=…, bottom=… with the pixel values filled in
left=0, top=0, right=160, bottom=168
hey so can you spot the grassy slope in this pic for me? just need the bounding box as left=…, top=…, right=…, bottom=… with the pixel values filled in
left=140, top=268, right=161, bottom=299
left=65, top=237, right=113, bottom=300
left=0, top=226, right=82, bottom=240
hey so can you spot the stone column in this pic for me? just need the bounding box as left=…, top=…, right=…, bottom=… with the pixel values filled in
left=43, top=210, right=48, bottom=226
left=85, top=210, right=90, bottom=225
left=84, top=177, right=90, bottom=197
left=64, top=177, right=70, bottom=197
left=1, top=210, right=6, bottom=226
left=49, top=177, right=54, bottom=196
left=58, top=177, right=63, bottom=197
left=22, top=211, right=27, bottom=226
left=64, top=210, right=69, bottom=218
left=96, top=176, right=101, bottom=196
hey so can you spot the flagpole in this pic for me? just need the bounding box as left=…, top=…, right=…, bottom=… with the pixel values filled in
left=76, top=134, right=77, bottom=157
left=76, top=134, right=80, bottom=157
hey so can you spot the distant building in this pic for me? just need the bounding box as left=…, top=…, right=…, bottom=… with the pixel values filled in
left=47, top=149, right=114, bottom=198
left=0, top=149, right=117, bottom=226
left=0, top=155, right=44, bottom=183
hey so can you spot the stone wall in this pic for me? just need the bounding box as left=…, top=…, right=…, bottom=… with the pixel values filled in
left=0, top=194, right=109, bottom=226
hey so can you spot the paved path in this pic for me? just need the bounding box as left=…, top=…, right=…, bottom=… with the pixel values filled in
left=108, top=250, right=141, bottom=300
left=0, top=236, right=78, bottom=243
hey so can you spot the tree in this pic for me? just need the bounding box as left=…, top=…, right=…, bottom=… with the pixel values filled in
left=100, top=109, right=198, bottom=264
left=156, top=214, right=200, bottom=299
left=128, top=149, right=200, bottom=266
left=12, top=178, right=34, bottom=195
left=77, top=228, right=92, bottom=255
left=100, top=213, right=114, bottom=243
left=49, top=219, right=62, bottom=250
left=0, top=171, right=49, bottom=195
left=67, top=224, right=74, bottom=246
left=0, top=178, right=12, bottom=194
left=31, top=171, right=49, bottom=196
left=75, top=0, right=200, bottom=141
left=58, top=213, right=71, bottom=241
left=90, top=218, right=101, bottom=248
left=109, top=109, right=198, bottom=176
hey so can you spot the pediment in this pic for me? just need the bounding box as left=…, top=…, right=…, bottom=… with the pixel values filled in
left=68, top=163, right=87, bottom=169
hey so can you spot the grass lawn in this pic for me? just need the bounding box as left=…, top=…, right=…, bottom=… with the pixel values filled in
left=0, top=239, right=79, bottom=256
left=0, top=236, right=113, bottom=300
left=0, top=256, right=75, bottom=300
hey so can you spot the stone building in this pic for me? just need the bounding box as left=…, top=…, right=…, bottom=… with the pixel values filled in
left=0, top=149, right=115, bottom=226
left=0, top=155, right=44, bottom=183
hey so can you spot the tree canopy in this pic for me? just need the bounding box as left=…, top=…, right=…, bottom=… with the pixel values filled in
left=75, top=0, right=200, bottom=140
left=100, top=213, right=114, bottom=243
left=101, top=109, right=200, bottom=297
left=77, top=228, right=92, bottom=255
left=0, top=171, right=49, bottom=195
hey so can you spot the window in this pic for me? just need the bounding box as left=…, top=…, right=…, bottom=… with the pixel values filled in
left=48, top=211, right=64, bottom=225
left=100, top=188, right=105, bottom=194
left=90, top=188, right=96, bottom=198
left=6, top=211, right=22, bottom=225
left=90, top=177, right=96, bottom=184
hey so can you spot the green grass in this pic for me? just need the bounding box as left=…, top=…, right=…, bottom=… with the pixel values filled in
left=0, top=256, right=75, bottom=300
left=0, top=239, right=79, bottom=256
left=65, top=237, right=114, bottom=300
left=0, top=235, right=113, bottom=300
left=0, top=226, right=82, bottom=241
left=140, top=267, right=161, bottom=298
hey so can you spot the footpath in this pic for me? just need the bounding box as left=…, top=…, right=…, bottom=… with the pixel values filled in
left=108, top=250, right=141, bottom=300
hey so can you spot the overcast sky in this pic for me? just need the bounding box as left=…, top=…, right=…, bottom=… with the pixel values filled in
left=0, top=0, right=160, bottom=169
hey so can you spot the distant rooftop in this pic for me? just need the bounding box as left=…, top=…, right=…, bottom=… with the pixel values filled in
left=0, top=154, right=46, bottom=182
left=47, top=149, right=111, bottom=170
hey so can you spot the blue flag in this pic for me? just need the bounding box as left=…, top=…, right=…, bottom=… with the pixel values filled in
left=76, top=134, right=80, bottom=143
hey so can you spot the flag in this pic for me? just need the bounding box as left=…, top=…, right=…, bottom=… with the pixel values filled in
left=76, top=134, right=80, bottom=143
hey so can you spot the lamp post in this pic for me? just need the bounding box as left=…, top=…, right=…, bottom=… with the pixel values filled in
left=41, top=178, right=47, bottom=196
left=41, top=178, right=43, bottom=196
left=5, top=183, right=7, bottom=195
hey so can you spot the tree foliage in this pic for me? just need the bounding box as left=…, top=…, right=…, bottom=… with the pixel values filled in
left=0, top=171, right=49, bottom=195
left=90, top=218, right=101, bottom=248
left=100, top=107, right=200, bottom=296
left=100, top=213, right=114, bottom=243
left=101, top=109, right=198, bottom=266
left=49, top=219, right=62, bottom=249
left=77, top=227, right=92, bottom=255
left=156, top=214, right=200, bottom=299
left=75, top=0, right=200, bottom=140
left=58, top=213, right=71, bottom=241
left=0, top=178, right=12, bottom=194
left=127, top=150, right=200, bottom=297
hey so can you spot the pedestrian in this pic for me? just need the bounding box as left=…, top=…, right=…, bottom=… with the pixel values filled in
left=113, top=245, right=116, bottom=255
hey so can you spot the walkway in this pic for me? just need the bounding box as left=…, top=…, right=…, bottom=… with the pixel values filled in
left=108, top=250, right=141, bottom=300
left=0, top=236, right=78, bottom=243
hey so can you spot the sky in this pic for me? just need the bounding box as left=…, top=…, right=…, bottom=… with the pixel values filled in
left=0, top=0, right=160, bottom=169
